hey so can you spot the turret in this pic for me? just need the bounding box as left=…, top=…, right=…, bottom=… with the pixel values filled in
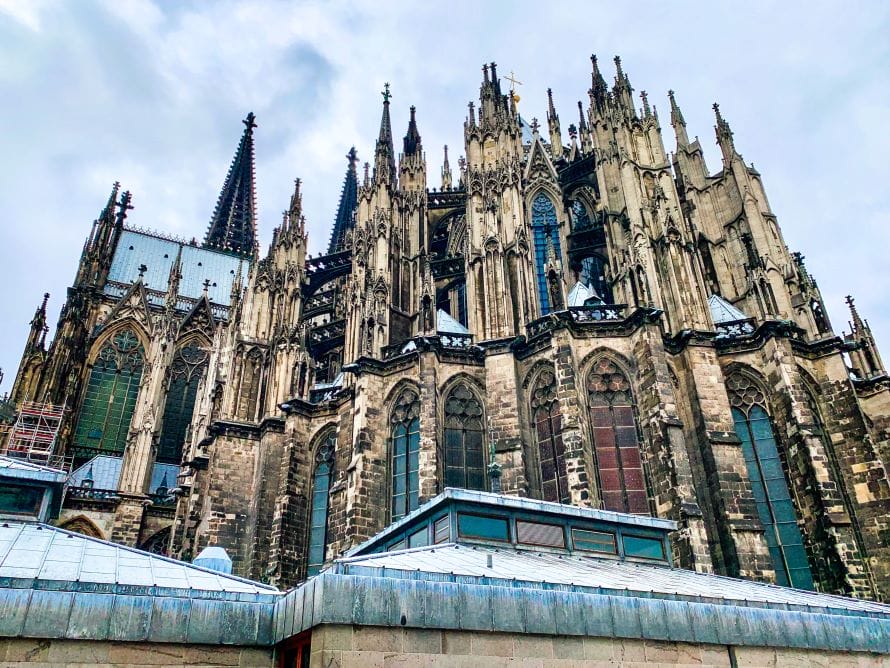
left=713, top=103, right=736, bottom=165
left=372, top=84, right=397, bottom=187
left=440, top=145, right=453, bottom=190
left=845, top=296, right=887, bottom=380
left=399, top=105, right=426, bottom=191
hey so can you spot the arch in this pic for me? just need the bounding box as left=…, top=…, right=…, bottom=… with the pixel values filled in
left=530, top=366, right=569, bottom=504
left=73, top=328, right=146, bottom=458
left=579, top=347, right=636, bottom=382
left=442, top=382, right=486, bottom=491
left=390, top=385, right=421, bottom=521
left=530, top=192, right=563, bottom=316
left=86, top=318, right=150, bottom=365
left=157, top=339, right=210, bottom=464
left=139, top=526, right=171, bottom=556
left=726, top=368, right=815, bottom=590
left=585, top=355, right=649, bottom=515
left=307, top=429, right=336, bottom=576
left=59, top=516, right=103, bottom=540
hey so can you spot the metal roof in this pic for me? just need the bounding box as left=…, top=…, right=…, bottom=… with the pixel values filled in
left=0, top=456, right=67, bottom=484
left=0, top=522, right=276, bottom=594
left=708, top=293, right=748, bottom=324
left=336, top=542, right=890, bottom=617
left=68, top=456, right=178, bottom=496
left=437, top=309, right=470, bottom=335
left=107, top=230, right=248, bottom=306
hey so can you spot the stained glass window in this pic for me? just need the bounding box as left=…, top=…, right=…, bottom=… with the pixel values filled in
left=728, top=373, right=814, bottom=590
left=579, top=255, right=612, bottom=304
left=157, top=341, right=209, bottom=464
left=587, top=358, right=649, bottom=515
left=531, top=193, right=562, bottom=315
left=74, top=330, right=145, bottom=457
left=531, top=369, right=569, bottom=503
left=391, top=388, right=421, bottom=521
left=307, top=432, right=335, bottom=576
left=443, top=384, right=485, bottom=491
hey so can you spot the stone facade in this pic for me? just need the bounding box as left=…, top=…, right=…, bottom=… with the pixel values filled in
left=10, top=56, right=890, bottom=599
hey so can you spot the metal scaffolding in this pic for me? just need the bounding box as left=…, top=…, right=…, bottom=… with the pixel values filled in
left=4, top=401, right=66, bottom=468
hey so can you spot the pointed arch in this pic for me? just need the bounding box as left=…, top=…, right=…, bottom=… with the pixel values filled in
left=442, top=381, right=486, bottom=491
left=725, top=367, right=814, bottom=590
left=157, top=336, right=210, bottom=464
left=389, top=385, right=421, bottom=521
left=530, top=365, right=568, bottom=504
left=59, top=516, right=103, bottom=540
left=307, top=428, right=336, bottom=576
left=139, top=526, right=172, bottom=556
left=74, top=327, right=146, bottom=459
left=529, top=192, right=563, bottom=315
left=585, top=354, right=650, bottom=515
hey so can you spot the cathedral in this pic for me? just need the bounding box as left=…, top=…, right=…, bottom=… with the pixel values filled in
left=9, top=56, right=890, bottom=601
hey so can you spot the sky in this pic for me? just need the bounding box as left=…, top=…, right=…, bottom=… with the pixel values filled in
left=0, top=0, right=888, bottom=394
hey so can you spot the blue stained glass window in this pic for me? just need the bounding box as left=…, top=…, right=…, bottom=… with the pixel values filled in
left=531, top=193, right=562, bottom=315
left=307, top=433, right=335, bottom=576
left=74, top=330, right=145, bottom=457
left=391, top=388, right=421, bottom=521
left=732, top=405, right=814, bottom=590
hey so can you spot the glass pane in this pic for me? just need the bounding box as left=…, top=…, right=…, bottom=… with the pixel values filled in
left=572, top=528, right=617, bottom=554
left=622, top=535, right=666, bottom=560
left=516, top=520, right=565, bottom=548
left=0, top=484, right=44, bottom=516
left=408, top=528, right=429, bottom=549
left=457, top=514, right=510, bottom=542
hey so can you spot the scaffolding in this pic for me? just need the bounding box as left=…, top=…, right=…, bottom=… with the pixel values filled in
left=3, top=401, right=67, bottom=469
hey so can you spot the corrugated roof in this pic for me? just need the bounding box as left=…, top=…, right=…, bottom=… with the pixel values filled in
left=0, top=456, right=67, bottom=484
left=336, top=542, right=890, bottom=617
left=0, top=522, right=276, bottom=594
left=107, top=230, right=248, bottom=306
left=708, top=293, right=748, bottom=324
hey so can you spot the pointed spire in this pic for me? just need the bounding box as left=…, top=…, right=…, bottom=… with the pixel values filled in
left=288, top=178, right=302, bottom=225
left=230, top=258, right=244, bottom=308
left=204, top=112, right=259, bottom=258
left=713, top=102, right=735, bottom=159
left=846, top=295, right=866, bottom=333
left=25, top=293, right=49, bottom=353
left=845, top=295, right=887, bottom=379
left=403, top=105, right=422, bottom=155
left=328, top=148, right=359, bottom=254
left=668, top=90, right=690, bottom=146
left=165, top=247, right=182, bottom=310
left=373, top=84, right=397, bottom=185
left=640, top=91, right=651, bottom=118
left=546, top=89, right=563, bottom=160
left=441, top=145, right=453, bottom=189
left=612, top=55, right=634, bottom=113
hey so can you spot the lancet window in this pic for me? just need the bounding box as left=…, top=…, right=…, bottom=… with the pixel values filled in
left=531, top=369, right=569, bottom=503
left=727, top=372, right=814, bottom=590
left=531, top=193, right=563, bottom=315
left=157, top=340, right=209, bottom=464
left=307, top=431, right=336, bottom=577
left=74, top=330, right=145, bottom=458
left=443, top=383, right=485, bottom=491
left=586, top=358, right=649, bottom=515
left=391, top=387, right=421, bottom=521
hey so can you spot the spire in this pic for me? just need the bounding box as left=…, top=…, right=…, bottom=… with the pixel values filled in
left=845, top=296, right=887, bottom=379
left=328, top=148, right=359, bottom=254
left=204, top=112, right=259, bottom=259
left=441, top=145, right=453, bottom=189
left=612, top=55, right=634, bottom=113
left=668, top=90, right=690, bottom=146
left=25, top=293, right=50, bottom=353
left=373, top=84, right=397, bottom=185
left=403, top=105, right=422, bottom=156
left=547, top=88, right=563, bottom=160
left=640, top=90, right=651, bottom=118
left=713, top=102, right=736, bottom=161
left=165, top=247, right=182, bottom=310
left=846, top=295, right=866, bottom=333
left=589, top=54, right=608, bottom=105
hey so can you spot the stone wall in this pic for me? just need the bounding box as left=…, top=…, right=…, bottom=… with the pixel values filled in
left=306, top=624, right=889, bottom=667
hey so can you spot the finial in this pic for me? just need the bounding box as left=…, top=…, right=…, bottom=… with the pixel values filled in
left=137, top=264, right=147, bottom=280
left=363, top=161, right=370, bottom=186
left=490, top=61, right=497, bottom=80
left=614, top=55, right=623, bottom=76
left=243, top=112, right=257, bottom=131
left=347, top=146, right=358, bottom=166
left=568, top=124, right=577, bottom=141
left=202, top=278, right=211, bottom=294
left=115, top=190, right=133, bottom=228
left=640, top=90, right=651, bottom=117
left=40, top=292, right=49, bottom=311
left=577, top=100, right=587, bottom=130
left=381, top=82, right=391, bottom=103
left=547, top=87, right=556, bottom=118
left=530, top=117, right=540, bottom=134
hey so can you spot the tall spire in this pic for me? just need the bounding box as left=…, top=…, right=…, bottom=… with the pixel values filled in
left=589, top=54, right=608, bottom=112
left=25, top=293, right=50, bottom=353
left=373, top=84, right=397, bottom=185
left=441, top=145, right=453, bottom=189
left=845, top=296, right=887, bottom=379
left=713, top=102, right=735, bottom=161
left=328, top=147, right=359, bottom=254
left=403, top=105, right=422, bottom=156
left=668, top=90, right=690, bottom=146
left=547, top=88, right=563, bottom=160
left=204, top=112, right=259, bottom=259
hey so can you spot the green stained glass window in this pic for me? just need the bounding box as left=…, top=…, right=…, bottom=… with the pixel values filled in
left=443, top=383, right=485, bottom=491
left=729, top=374, right=815, bottom=591
left=391, top=388, right=421, bottom=521
left=74, top=330, right=145, bottom=457
left=157, top=341, right=209, bottom=464
left=307, top=432, right=335, bottom=576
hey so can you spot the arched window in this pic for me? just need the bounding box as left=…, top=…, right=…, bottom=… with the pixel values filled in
left=727, top=372, right=814, bottom=590
left=531, top=193, right=563, bottom=315
left=235, top=347, right=263, bottom=420
left=157, top=341, right=209, bottom=464
left=531, top=369, right=568, bottom=503
left=391, top=387, right=421, bottom=521
left=587, top=358, right=649, bottom=515
left=307, top=432, right=335, bottom=576
left=443, top=383, right=485, bottom=491
left=74, top=329, right=145, bottom=458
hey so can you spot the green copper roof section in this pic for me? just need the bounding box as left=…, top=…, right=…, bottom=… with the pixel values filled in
left=203, top=113, right=259, bottom=259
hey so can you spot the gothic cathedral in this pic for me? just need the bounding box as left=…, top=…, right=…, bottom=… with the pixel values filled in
left=10, top=58, right=890, bottom=600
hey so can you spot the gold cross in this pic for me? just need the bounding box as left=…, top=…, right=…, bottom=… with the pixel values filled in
left=504, top=70, right=523, bottom=91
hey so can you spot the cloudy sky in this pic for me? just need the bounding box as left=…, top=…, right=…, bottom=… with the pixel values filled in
left=0, top=0, right=888, bottom=393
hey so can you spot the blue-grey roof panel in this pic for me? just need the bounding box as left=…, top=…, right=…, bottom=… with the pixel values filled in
left=107, top=229, right=248, bottom=305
